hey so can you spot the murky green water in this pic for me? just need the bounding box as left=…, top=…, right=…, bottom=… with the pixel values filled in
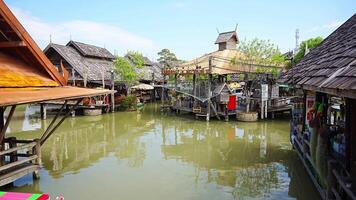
left=3, top=104, right=319, bottom=200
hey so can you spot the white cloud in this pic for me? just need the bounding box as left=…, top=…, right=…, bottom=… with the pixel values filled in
left=10, top=6, right=159, bottom=59
left=306, top=20, right=344, bottom=33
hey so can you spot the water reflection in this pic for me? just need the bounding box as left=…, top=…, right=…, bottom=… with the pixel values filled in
left=4, top=104, right=320, bottom=200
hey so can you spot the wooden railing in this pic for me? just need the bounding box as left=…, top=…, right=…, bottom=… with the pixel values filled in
left=0, top=137, right=41, bottom=183
left=328, top=160, right=356, bottom=200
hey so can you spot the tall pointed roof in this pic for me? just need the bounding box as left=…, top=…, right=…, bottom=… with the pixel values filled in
left=0, top=0, right=67, bottom=87
left=0, top=0, right=113, bottom=106
left=215, top=31, right=238, bottom=44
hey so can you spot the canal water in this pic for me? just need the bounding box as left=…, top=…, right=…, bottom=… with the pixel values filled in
left=3, top=104, right=320, bottom=200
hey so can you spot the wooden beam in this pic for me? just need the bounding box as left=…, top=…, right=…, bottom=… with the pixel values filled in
left=0, top=142, right=36, bottom=156
left=0, top=164, right=39, bottom=187
left=0, top=105, right=16, bottom=143
left=0, top=41, right=26, bottom=48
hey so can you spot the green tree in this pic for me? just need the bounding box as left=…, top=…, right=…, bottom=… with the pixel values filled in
left=126, top=51, right=145, bottom=68
left=157, top=48, right=178, bottom=68
left=293, top=37, right=323, bottom=64
left=235, top=38, right=287, bottom=67
left=114, top=57, right=138, bottom=95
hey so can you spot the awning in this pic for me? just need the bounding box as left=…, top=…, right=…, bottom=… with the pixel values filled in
left=131, top=83, right=154, bottom=90
left=0, top=86, right=114, bottom=107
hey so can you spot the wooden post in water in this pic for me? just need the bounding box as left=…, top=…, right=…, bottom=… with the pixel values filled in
left=207, top=56, right=212, bottom=121
left=111, top=70, right=115, bottom=112
left=40, top=103, right=47, bottom=120
left=33, top=139, right=42, bottom=179
left=161, top=67, right=166, bottom=108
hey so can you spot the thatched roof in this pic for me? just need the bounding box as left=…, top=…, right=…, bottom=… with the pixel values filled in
left=44, top=42, right=115, bottom=82
left=280, top=14, right=356, bottom=98
left=215, top=31, right=238, bottom=44
left=163, top=49, right=283, bottom=75
left=67, top=41, right=115, bottom=60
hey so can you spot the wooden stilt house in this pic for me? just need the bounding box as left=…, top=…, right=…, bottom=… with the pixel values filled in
left=281, top=14, right=356, bottom=200
left=0, top=0, right=112, bottom=186
left=44, top=41, right=115, bottom=88
left=162, top=30, right=284, bottom=121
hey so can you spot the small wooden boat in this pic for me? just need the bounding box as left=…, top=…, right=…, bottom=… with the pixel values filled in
left=0, top=192, right=49, bottom=200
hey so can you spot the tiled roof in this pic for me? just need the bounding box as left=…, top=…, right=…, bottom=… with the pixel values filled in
left=281, top=14, right=356, bottom=93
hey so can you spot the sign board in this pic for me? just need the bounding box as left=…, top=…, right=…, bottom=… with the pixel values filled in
left=261, top=84, right=268, bottom=101
left=271, top=84, right=279, bottom=99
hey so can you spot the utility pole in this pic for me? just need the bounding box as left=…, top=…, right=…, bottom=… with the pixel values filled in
left=295, top=29, right=300, bottom=55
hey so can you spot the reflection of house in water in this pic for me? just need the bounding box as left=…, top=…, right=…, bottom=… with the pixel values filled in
left=6, top=110, right=156, bottom=178
left=160, top=120, right=291, bottom=198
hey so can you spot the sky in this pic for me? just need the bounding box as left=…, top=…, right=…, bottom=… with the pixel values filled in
left=5, top=0, right=356, bottom=61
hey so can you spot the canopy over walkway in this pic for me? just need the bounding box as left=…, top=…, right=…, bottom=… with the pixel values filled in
left=163, top=49, right=284, bottom=75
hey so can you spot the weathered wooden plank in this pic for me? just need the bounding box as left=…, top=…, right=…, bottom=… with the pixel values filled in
left=0, top=41, right=26, bottom=48
left=0, top=155, right=37, bottom=172
left=0, top=142, right=36, bottom=156
left=0, top=164, right=39, bottom=186
left=333, top=169, right=356, bottom=200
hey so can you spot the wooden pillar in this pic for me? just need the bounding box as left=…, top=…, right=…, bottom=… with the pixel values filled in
left=207, top=56, right=212, bottom=121
left=40, top=103, right=47, bottom=120
left=33, top=139, right=41, bottom=179
left=161, top=72, right=166, bottom=107
left=327, top=160, right=338, bottom=199
left=174, top=74, right=177, bottom=90
left=193, top=74, right=196, bottom=96
left=71, top=68, right=76, bottom=86
left=8, top=137, right=17, bottom=162
left=261, top=101, right=264, bottom=120
left=346, top=98, right=356, bottom=192
left=111, top=71, right=115, bottom=112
